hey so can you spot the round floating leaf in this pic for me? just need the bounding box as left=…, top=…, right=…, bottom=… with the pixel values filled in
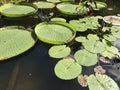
left=69, top=20, right=88, bottom=32
left=88, top=74, right=119, bottom=90
left=56, top=3, right=79, bottom=15
left=33, top=1, right=55, bottom=9
left=103, top=34, right=116, bottom=42
left=75, top=36, right=87, bottom=43
left=49, top=45, right=71, bottom=58
left=87, top=34, right=99, bottom=40
left=102, top=46, right=119, bottom=58
left=0, top=26, right=36, bottom=60
left=74, top=49, right=98, bottom=66
left=83, top=40, right=106, bottom=53
left=95, top=73, right=120, bottom=90
left=88, top=74, right=105, bottom=90
left=89, top=1, right=107, bottom=10
left=54, top=58, right=82, bottom=80
left=69, top=16, right=102, bottom=32
left=47, top=0, right=61, bottom=3
left=35, top=21, right=76, bottom=44
left=51, top=17, right=66, bottom=22
left=0, top=3, right=37, bottom=18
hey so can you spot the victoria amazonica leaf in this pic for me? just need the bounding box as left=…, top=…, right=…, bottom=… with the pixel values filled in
left=0, top=26, right=36, bottom=60
left=88, top=74, right=119, bottom=90
left=35, top=21, right=76, bottom=44
left=33, top=1, right=55, bottom=9
left=0, top=3, right=37, bottom=18
left=49, top=45, right=71, bottom=58
left=74, top=49, right=98, bottom=66
left=51, top=17, right=66, bottom=22
left=47, top=0, right=61, bottom=3
left=54, top=58, right=82, bottom=80
left=56, top=3, right=79, bottom=15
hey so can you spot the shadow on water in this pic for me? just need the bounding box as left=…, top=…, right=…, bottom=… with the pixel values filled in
left=0, top=0, right=120, bottom=90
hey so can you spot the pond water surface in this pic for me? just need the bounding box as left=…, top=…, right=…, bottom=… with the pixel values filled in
left=0, top=0, right=120, bottom=90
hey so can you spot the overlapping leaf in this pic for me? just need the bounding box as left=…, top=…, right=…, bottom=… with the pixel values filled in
left=49, top=45, right=71, bottom=58
left=69, top=16, right=102, bottom=32
left=88, top=74, right=119, bottom=90
left=74, top=49, right=98, bottom=66
left=54, top=58, right=82, bottom=80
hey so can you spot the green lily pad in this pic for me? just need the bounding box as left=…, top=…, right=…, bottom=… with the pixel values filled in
left=33, top=1, right=55, bottom=9
left=102, top=46, right=119, bottom=58
left=56, top=3, right=79, bottom=16
left=54, top=58, right=82, bottom=80
left=74, top=49, right=98, bottom=66
left=47, top=0, right=61, bottom=3
left=83, top=40, right=106, bottom=53
left=35, top=21, right=76, bottom=44
left=0, top=3, right=37, bottom=18
left=89, top=1, right=107, bottom=11
left=51, top=17, right=66, bottom=22
left=75, top=36, right=87, bottom=43
left=88, top=74, right=119, bottom=90
left=69, top=16, right=102, bottom=32
left=0, top=26, right=36, bottom=60
left=49, top=45, right=71, bottom=58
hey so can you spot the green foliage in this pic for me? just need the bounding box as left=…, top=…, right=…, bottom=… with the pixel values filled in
left=49, top=45, right=71, bottom=58
left=69, top=16, right=102, bottom=32
left=88, top=1, right=107, bottom=11
left=74, top=49, right=98, bottom=66
left=88, top=73, right=119, bottom=90
left=54, top=58, right=82, bottom=80
left=0, top=3, right=37, bottom=17
left=0, top=26, right=36, bottom=60
left=33, top=1, right=55, bottom=9
left=35, top=21, right=76, bottom=44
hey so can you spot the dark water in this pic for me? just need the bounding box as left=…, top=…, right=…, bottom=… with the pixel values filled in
left=0, top=0, right=120, bottom=90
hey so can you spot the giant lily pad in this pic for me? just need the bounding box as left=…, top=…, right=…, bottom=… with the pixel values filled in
left=56, top=3, right=80, bottom=16
left=0, top=26, right=36, bottom=60
left=0, top=3, right=37, bottom=18
left=54, top=58, right=82, bottom=80
left=35, top=21, right=76, bottom=44
left=88, top=74, right=119, bottom=90
left=33, top=1, right=55, bottom=9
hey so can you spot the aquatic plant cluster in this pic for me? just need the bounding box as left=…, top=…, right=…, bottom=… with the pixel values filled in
left=0, top=0, right=120, bottom=90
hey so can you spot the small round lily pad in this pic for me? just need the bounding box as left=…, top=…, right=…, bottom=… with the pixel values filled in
left=33, top=1, right=55, bottom=9
left=49, top=45, right=71, bottom=58
left=54, top=58, right=82, bottom=80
